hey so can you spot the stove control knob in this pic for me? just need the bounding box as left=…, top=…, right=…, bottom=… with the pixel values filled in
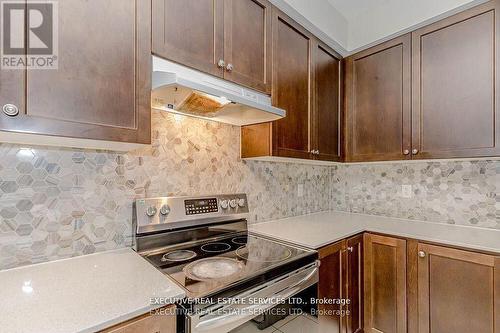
left=220, top=200, right=229, bottom=209
left=229, top=199, right=237, bottom=208
left=237, top=198, right=246, bottom=207
left=160, top=204, right=170, bottom=216
left=146, top=206, right=157, bottom=217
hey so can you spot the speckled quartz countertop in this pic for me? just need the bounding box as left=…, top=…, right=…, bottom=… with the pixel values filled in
left=250, top=211, right=500, bottom=253
left=0, top=248, right=185, bottom=333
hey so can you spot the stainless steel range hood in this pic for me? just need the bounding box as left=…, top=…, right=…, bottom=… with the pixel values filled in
left=151, top=56, right=285, bottom=126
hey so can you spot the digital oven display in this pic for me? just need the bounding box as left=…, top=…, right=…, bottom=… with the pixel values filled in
left=185, top=198, right=218, bottom=215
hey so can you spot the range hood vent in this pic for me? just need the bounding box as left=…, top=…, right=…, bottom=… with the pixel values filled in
left=151, top=56, right=286, bottom=126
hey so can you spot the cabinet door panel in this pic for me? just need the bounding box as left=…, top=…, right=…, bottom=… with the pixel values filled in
left=344, top=35, right=411, bottom=162
left=101, top=306, right=176, bottom=333
left=412, top=1, right=500, bottom=158
left=319, top=241, right=345, bottom=333
left=0, top=0, right=151, bottom=144
left=152, top=0, right=224, bottom=77
left=345, top=35, right=411, bottom=161
left=364, top=234, right=407, bottom=333
left=313, top=41, right=342, bottom=162
left=418, top=244, right=496, bottom=333
left=223, top=0, right=271, bottom=93
left=272, top=10, right=312, bottom=159
left=346, top=235, right=363, bottom=333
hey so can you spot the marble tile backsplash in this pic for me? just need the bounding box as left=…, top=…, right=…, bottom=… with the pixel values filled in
left=0, top=111, right=331, bottom=270
left=332, top=161, right=499, bottom=229
left=0, top=110, right=499, bottom=270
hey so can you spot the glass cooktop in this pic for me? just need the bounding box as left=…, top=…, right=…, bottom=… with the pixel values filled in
left=143, top=233, right=316, bottom=298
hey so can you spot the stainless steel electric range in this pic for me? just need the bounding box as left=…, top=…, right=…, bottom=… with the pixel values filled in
left=133, top=194, right=319, bottom=333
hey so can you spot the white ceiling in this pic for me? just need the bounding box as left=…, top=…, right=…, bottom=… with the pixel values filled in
left=276, top=0, right=488, bottom=53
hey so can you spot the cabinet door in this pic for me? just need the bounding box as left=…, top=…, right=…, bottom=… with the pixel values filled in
left=417, top=243, right=499, bottom=333
left=312, top=40, right=342, bottom=162
left=346, top=235, right=363, bottom=333
left=412, top=1, right=500, bottom=159
left=319, top=240, right=346, bottom=333
left=223, top=0, right=272, bottom=93
left=271, top=9, right=313, bottom=159
left=344, top=35, right=411, bottom=162
left=101, top=306, right=176, bottom=333
left=364, top=234, right=407, bottom=333
left=152, top=0, right=224, bottom=77
left=0, top=0, right=151, bottom=144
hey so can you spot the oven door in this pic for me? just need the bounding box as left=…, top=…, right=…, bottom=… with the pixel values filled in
left=187, top=261, right=319, bottom=333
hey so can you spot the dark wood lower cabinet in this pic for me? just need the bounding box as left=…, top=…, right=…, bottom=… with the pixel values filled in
left=363, top=234, right=407, bottom=333
left=415, top=243, right=499, bottom=333
left=101, top=305, right=176, bottom=333
left=346, top=235, right=363, bottom=333
left=319, top=240, right=345, bottom=333
left=318, top=235, right=363, bottom=333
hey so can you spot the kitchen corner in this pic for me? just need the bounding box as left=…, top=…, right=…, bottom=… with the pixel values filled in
left=1, top=0, right=499, bottom=332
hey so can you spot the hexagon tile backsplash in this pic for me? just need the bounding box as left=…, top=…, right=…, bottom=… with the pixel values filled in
left=0, top=110, right=498, bottom=270
left=0, top=111, right=332, bottom=269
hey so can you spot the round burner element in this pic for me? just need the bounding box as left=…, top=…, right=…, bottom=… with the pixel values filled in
left=161, top=250, right=197, bottom=262
left=183, top=257, right=244, bottom=281
left=231, top=236, right=248, bottom=245
left=201, top=242, right=231, bottom=253
left=236, top=246, right=292, bottom=263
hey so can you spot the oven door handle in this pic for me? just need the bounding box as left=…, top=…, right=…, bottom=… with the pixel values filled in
left=192, top=263, right=319, bottom=333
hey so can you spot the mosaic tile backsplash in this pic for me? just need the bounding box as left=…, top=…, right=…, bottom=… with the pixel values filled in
left=0, top=110, right=498, bottom=270
left=0, top=111, right=331, bottom=270
left=332, top=161, right=499, bottom=229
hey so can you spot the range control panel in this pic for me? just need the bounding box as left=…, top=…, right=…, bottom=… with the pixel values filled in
left=134, top=194, right=249, bottom=235
left=185, top=198, right=218, bottom=215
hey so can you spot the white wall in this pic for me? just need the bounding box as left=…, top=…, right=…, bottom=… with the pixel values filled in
left=271, top=0, right=349, bottom=54
left=273, top=0, right=488, bottom=54
left=346, top=0, right=487, bottom=51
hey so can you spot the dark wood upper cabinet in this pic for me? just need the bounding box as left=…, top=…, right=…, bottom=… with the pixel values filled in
left=344, top=35, right=411, bottom=162
left=346, top=235, right=363, bottom=333
left=153, top=0, right=271, bottom=93
left=412, top=0, right=500, bottom=159
left=241, top=9, right=343, bottom=162
left=241, top=9, right=313, bottom=160
left=152, top=0, right=224, bottom=77
left=416, top=243, right=499, bottom=333
left=271, top=9, right=313, bottom=159
left=223, top=0, right=272, bottom=93
left=0, top=0, right=151, bottom=145
left=364, top=234, right=407, bottom=333
left=313, top=41, right=343, bottom=162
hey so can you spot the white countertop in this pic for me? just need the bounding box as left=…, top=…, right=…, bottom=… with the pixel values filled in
left=250, top=211, right=500, bottom=253
left=0, top=248, right=185, bottom=333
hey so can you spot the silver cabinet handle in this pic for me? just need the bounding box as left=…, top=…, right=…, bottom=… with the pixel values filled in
left=412, top=149, right=419, bottom=155
left=217, top=59, right=225, bottom=69
left=226, top=63, right=234, bottom=72
left=347, top=246, right=354, bottom=252
left=3, top=104, right=19, bottom=116
left=418, top=251, right=426, bottom=258
left=403, top=149, right=410, bottom=155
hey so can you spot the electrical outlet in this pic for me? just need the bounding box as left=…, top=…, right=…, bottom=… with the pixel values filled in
left=401, top=185, right=412, bottom=198
left=298, top=184, right=304, bottom=197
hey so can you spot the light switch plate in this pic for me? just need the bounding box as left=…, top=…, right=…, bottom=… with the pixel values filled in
left=401, top=185, right=412, bottom=198
left=298, top=184, right=304, bottom=197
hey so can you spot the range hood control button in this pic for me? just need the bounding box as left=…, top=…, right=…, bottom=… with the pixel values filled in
left=238, top=198, right=246, bottom=207
left=220, top=200, right=229, bottom=209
